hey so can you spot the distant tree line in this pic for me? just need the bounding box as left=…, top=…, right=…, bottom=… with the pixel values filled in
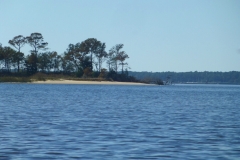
left=129, top=71, right=240, bottom=84
left=0, top=32, right=136, bottom=81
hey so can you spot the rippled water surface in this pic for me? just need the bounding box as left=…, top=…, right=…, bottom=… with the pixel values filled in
left=0, top=84, right=240, bottom=159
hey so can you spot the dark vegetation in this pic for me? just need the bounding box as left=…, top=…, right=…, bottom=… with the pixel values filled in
left=129, top=71, right=240, bottom=85
left=0, top=32, right=150, bottom=84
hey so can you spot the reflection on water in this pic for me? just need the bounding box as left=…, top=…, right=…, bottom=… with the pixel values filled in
left=0, top=84, right=240, bottom=159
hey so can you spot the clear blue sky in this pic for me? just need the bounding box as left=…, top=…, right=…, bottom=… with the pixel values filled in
left=1, top=0, right=240, bottom=72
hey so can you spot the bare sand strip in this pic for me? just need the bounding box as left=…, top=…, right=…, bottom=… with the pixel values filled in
left=32, top=80, right=153, bottom=85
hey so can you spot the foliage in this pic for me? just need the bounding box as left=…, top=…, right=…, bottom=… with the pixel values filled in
left=25, top=53, right=38, bottom=75
left=1, top=33, right=136, bottom=83
left=76, top=68, right=84, bottom=77
left=8, top=35, right=26, bottom=52
left=83, top=67, right=92, bottom=77
left=8, top=35, right=26, bottom=72
left=98, top=68, right=107, bottom=78
left=129, top=71, right=240, bottom=84
left=30, top=72, right=47, bottom=81
left=117, top=50, right=129, bottom=74
left=26, top=33, right=48, bottom=55
left=108, top=44, right=129, bottom=73
left=80, top=38, right=101, bottom=71
left=95, top=43, right=108, bottom=72
left=106, top=69, right=139, bottom=82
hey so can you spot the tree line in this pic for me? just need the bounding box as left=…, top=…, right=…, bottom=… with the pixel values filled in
left=129, top=71, right=240, bottom=84
left=0, top=32, right=133, bottom=81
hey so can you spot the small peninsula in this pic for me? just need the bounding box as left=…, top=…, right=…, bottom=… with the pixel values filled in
left=0, top=33, right=163, bottom=85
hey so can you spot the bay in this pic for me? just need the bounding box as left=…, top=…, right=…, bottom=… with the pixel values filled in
left=0, top=84, right=240, bottom=159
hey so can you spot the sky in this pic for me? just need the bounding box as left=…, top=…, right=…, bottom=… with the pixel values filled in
left=0, top=0, right=240, bottom=72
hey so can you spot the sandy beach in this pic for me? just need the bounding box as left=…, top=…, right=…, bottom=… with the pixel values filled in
left=32, top=80, right=153, bottom=85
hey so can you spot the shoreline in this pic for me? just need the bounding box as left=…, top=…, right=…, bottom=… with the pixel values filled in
left=31, top=80, right=154, bottom=85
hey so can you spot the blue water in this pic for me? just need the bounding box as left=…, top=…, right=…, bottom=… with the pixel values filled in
left=0, top=84, right=240, bottom=159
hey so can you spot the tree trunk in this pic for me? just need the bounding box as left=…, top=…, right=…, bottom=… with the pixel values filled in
left=17, top=61, right=20, bottom=72
left=91, top=52, right=93, bottom=71
left=122, top=63, right=123, bottom=74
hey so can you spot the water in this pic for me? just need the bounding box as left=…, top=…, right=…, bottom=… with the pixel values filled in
left=0, top=84, right=240, bottom=159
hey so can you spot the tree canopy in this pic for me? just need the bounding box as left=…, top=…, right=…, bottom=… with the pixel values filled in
left=26, top=33, right=48, bottom=55
left=1, top=32, right=131, bottom=81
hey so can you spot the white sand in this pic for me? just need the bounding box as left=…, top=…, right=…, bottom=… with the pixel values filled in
left=31, top=80, right=153, bottom=85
